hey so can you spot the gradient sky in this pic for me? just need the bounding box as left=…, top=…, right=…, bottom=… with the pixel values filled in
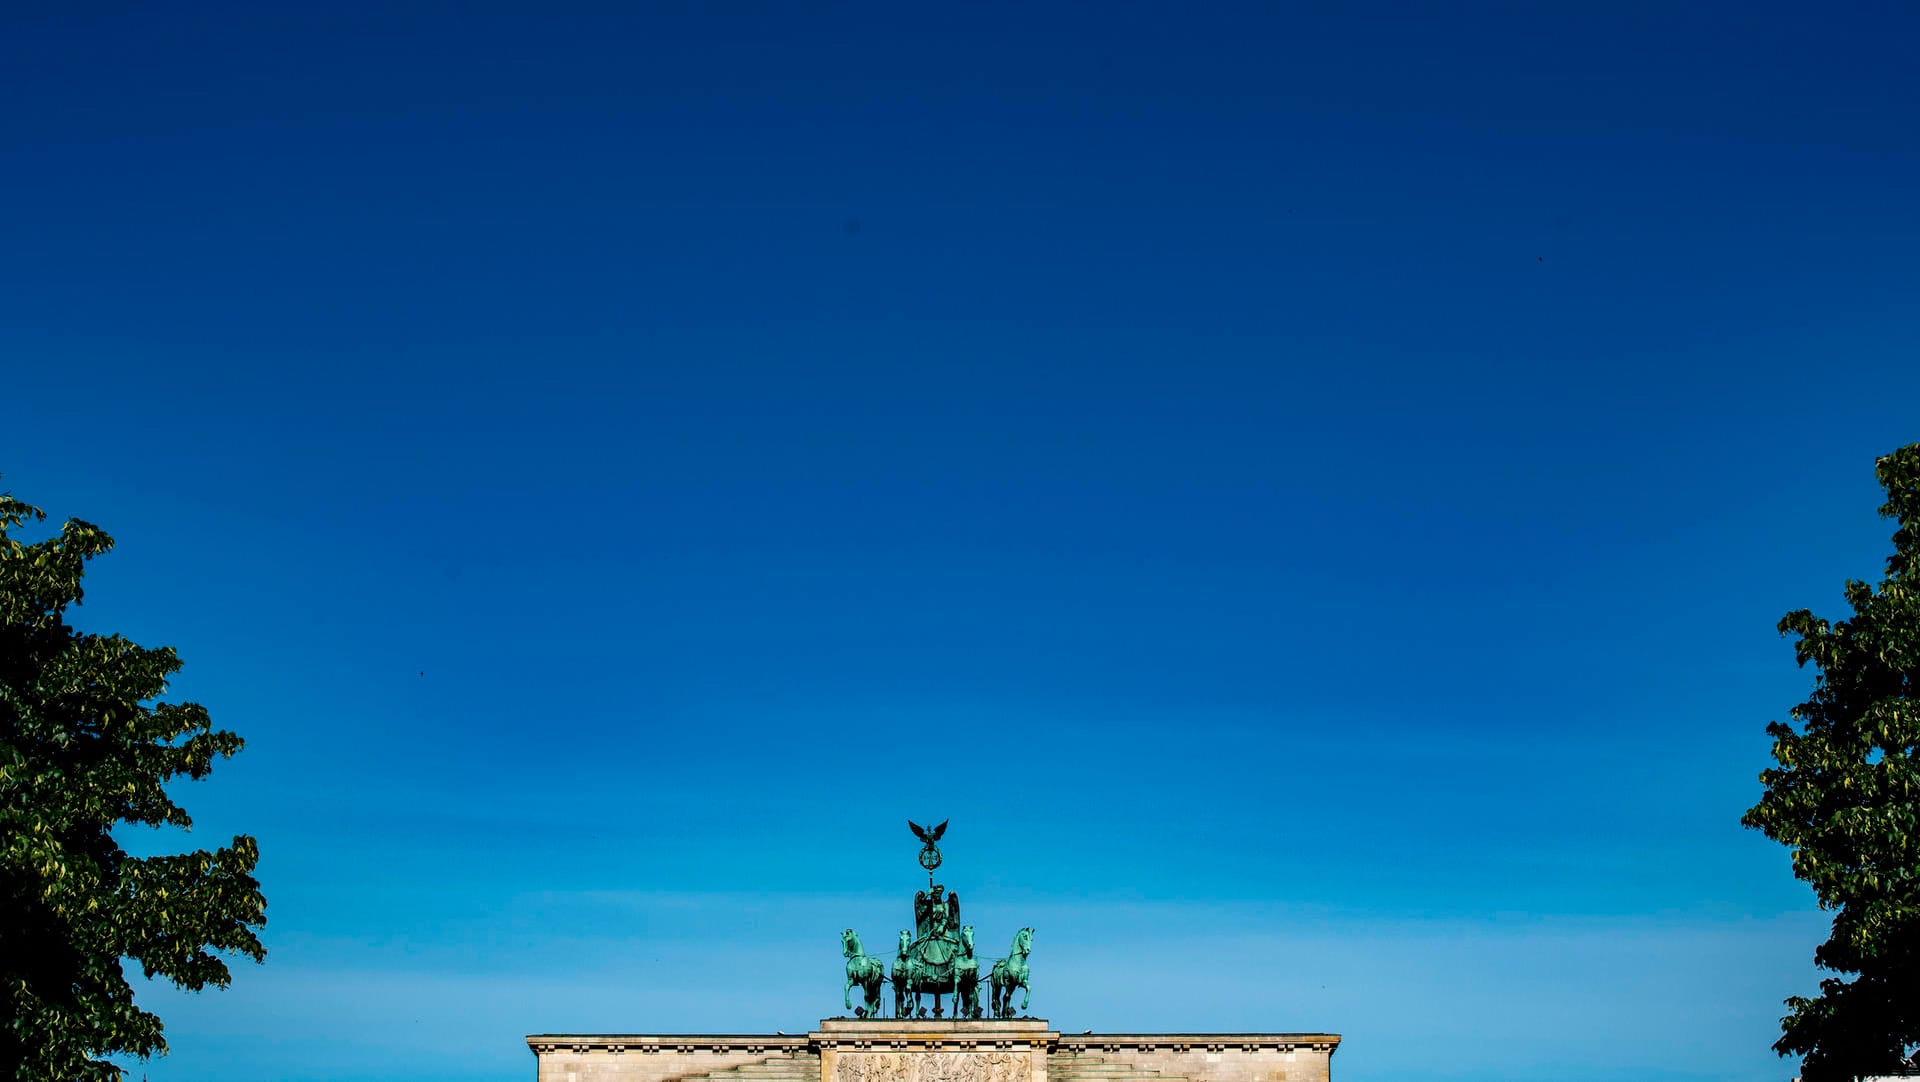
left=4, top=4, right=1919, bottom=1082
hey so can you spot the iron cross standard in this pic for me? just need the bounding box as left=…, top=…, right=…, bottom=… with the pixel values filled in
left=908, top=818, right=946, bottom=886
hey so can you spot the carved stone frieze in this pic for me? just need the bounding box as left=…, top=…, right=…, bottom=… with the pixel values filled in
left=834, top=1051, right=1030, bottom=1082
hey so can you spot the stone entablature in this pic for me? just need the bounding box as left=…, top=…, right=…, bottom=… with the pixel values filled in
left=1055, top=1037, right=1338, bottom=1054
left=528, top=1036, right=812, bottom=1055
left=814, top=1019, right=1056, bottom=1048
left=527, top=1021, right=1339, bottom=1082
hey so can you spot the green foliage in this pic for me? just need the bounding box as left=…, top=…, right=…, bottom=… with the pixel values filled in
left=1, top=484, right=265, bottom=1080
left=1744, top=444, right=1920, bottom=1082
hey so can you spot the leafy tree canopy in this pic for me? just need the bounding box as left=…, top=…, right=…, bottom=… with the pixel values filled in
left=1, top=483, right=265, bottom=1080
left=1744, top=444, right=1920, bottom=1082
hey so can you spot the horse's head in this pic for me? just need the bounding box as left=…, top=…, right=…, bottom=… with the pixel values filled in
left=961, top=924, right=975, bottom=954
left=897, top=929, right=912, bottom=956
left=1014, top=926, right=1033, bottom=953
left=843, top=929, right=861, bottom=957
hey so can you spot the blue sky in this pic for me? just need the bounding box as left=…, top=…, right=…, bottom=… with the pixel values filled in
left=3, top=3, right=1918, bottom=1081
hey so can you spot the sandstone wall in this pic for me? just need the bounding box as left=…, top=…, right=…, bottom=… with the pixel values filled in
left=527, top=1023, right=1338, bottom=1082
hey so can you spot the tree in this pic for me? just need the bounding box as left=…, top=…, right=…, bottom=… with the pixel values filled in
left=1, top=483, right=265, bottom=1080
left=1744, top=444, right=1920, bottom=1082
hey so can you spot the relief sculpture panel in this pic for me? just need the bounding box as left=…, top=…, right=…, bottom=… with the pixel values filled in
left=835, top=1052, right=1030, bottom=1082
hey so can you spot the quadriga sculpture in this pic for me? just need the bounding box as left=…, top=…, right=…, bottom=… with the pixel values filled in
left=842, top=822, right=1032, bottom=1020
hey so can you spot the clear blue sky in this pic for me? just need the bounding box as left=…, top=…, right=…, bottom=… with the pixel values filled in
left=4, top=4, right=1917, bottom=1081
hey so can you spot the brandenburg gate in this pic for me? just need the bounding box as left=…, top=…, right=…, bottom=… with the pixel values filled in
left=528, top=822, right=1340, bottom=1082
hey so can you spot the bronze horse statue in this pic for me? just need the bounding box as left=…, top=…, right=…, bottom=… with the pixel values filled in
left=891, top=929, right=919, bottom=1018
left=842, top=929, right=885, bottom=1018
left=989, top=926, right=1033, bottom=1018
left=954, top=925, right=982, bottom=1019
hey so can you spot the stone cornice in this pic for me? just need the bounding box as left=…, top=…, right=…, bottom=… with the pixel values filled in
left=1054, top=1034, right=1341, bottom=1054
left=525, top=1035, right=812, bottom=1055
left=526, top=1028, right=1342, bottom=1056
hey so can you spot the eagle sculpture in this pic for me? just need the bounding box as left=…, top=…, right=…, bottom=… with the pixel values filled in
left=909, top=819, right=948, bottom=845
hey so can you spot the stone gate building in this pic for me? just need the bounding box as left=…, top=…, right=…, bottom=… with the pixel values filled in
left=534, top=827, right=1340, bottom=1082
left=528, top=1019, right=1340, bottom=1082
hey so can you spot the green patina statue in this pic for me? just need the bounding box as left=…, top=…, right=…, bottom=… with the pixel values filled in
left=842, top=929, right=886, bottom=1019
left=989, top=926, right=1033, bottom=1019
left=892, top=880, right=972, bottom=1018
left=843, top=821, right=1032, bottom=1020
left=910, top=818, right=947, bottom=881
left=955, top=923, right=982, bottom=1019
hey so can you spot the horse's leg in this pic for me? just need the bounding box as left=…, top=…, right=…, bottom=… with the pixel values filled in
left=844, top=975, right=855, bottom=1013
left=1019, top=972, right=1030, bottom=1014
